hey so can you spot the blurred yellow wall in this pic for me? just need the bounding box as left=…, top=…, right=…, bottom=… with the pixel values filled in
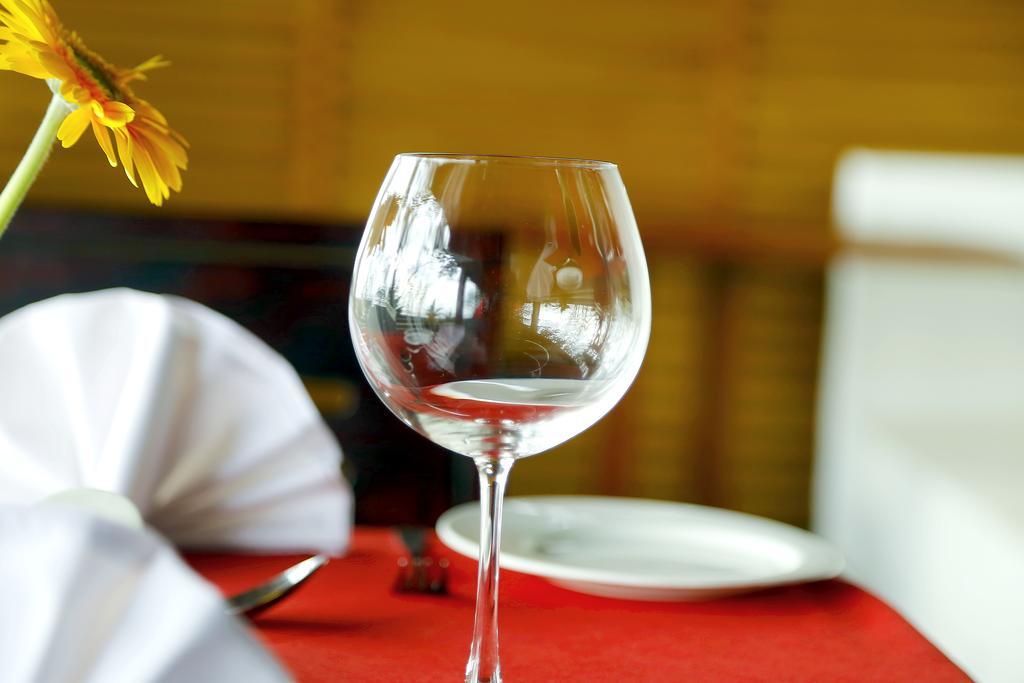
left=7, top=0, right=1022, bottom=224
left=2, top=0, right=1023, bottom=524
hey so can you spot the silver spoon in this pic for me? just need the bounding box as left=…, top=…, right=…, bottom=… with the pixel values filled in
left=226, top=554, right=329, bottom=617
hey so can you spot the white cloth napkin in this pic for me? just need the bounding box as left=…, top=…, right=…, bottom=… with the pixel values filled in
left=0, top=505, right=292, bottom=683
left=0, top=288, right=352, bottom=554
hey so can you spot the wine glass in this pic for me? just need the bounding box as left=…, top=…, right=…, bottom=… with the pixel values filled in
left=348, top=153, right=651, bottom=682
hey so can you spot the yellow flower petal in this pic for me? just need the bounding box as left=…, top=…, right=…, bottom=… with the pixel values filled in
left=91, top=118, right=116, bottom=167
left=130, top=137, right=166, bottom=206
left=23, top=38, right=48, bottom=52
left=138, top=136, right=181, bottom=193
left=147, top=106, right=168, bottom=126
left=56, top=105, right=90, bottom=148
left=114, top=129, right=138, bottom=188
left=171, top=129, right=190, bottom=150
left=38, top=49, right=78, bottom=83
left=1, top=49, right=51, bottom=78
left=92, top=100, right=134, bottom=127
left=124, top=54, right=169, bottom=82
left=151, top=133, right=188, bottom=170
left=58, top=78, right=89, bottom=100
left=2, top=1, right=44, bottom=41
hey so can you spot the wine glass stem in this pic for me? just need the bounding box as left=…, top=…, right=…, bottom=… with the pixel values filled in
left=465, top=456, right=514, bottom=683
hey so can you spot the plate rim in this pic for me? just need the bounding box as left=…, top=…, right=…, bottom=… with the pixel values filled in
left=436, top=495, right=845, bottom=592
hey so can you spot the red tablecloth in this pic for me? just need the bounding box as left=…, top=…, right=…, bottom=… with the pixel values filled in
left=189, top=528, right=967, bottom=682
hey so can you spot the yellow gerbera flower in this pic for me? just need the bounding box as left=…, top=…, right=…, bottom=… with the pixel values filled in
left=0, top=0, right=188, bottom=205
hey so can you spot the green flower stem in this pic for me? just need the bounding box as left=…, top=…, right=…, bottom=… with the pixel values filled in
left=0, top=93, right=70, bottom=240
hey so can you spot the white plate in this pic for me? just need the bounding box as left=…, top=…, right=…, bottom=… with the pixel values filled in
left=436, top=496, right=845, bottom=601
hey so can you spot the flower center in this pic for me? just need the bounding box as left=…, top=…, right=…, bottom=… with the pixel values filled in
left=68, top=41, right=121, bottom=100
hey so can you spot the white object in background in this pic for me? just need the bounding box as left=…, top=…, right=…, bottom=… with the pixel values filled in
left=817, top=149, right=1024, bottom=682
left=0, top=288, right=352, bottom=555
left=834, top=148, right=1024, bottom=257
left=438, top=496, right=843, bottom=600
left=0, top=505, right=292, bottom=683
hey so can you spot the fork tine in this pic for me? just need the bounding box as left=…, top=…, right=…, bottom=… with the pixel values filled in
left=392, top=525, right=450, bottom=595
left=393, top=556, right=412, bottom=592
left=430, top=558, right=449, bottom=594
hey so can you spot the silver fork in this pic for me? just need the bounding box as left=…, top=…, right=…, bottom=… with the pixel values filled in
left=226, top=554, right=329, bottom=617
left=393, top=525, right=449, bottom=595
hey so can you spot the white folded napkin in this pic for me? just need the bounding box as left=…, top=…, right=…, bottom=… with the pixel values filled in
left=0, top=288, right=352, bottom=554
left=0, top=505, right=292, bottom=683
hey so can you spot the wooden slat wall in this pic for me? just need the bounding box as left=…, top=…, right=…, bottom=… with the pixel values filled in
left=4, top=1, right=1022, bottom=223
left=716, top=269, right=822, bottom=525
left=628, top=260, right=708, bottom=502
left=740, top=0, right=1024, bottom=226
left=339, top=0, right=722, bottom=223
left=2, top=0, right=1022, bottom=525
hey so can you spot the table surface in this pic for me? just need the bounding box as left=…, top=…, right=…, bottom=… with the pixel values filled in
left=189, top=528, right=968, bottom=682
